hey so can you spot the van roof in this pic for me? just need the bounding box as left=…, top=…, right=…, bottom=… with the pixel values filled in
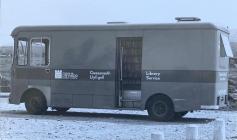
left=11, top=22, right=229, bottom=36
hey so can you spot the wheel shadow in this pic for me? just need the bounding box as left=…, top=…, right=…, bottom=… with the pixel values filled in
left=0, top=110, right=215, bottom=125
left=47, top=111, right=215, bottom=124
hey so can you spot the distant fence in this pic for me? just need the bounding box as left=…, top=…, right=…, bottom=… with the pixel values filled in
left=0, top=75, right=11, bottom=92
left=0, top=46, right=13, bottom=93
left=0, top=72, right=11, bottom=93
left=0, top=92, right=10, bottom=98
left=0, top=85, right=10, bottom=92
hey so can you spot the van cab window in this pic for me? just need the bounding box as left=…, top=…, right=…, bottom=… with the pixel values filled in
left=17, top=39, right=28, bottom=65
left=30, top=38, right=49, bottom=66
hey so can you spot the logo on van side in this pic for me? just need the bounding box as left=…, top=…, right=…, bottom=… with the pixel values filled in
left=89, top=70, right=111, bottom=80
left=54, top=70, right=79, bottom=80
left=55, top=70, right=62, bottom=79
left=218, top=72, right=227, bottom=81
left=145, top=71, right=161, bottom=81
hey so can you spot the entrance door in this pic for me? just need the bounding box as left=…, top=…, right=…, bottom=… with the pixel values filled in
left=116, top=37, right=143, bottom=108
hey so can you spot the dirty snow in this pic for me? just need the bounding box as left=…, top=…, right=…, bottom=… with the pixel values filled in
left=0, top=97, right=237, bottom=140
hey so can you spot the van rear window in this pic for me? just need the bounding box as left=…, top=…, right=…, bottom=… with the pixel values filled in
left=220, top=34, right=233, bottom=57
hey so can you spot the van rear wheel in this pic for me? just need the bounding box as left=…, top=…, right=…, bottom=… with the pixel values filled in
left=147, top=95, right=175, bottom=121
left=25, top=94, right=48, bottom=115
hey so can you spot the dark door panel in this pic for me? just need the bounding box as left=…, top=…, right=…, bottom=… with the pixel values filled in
left=116, top=37, right=143, bottom=108
left=15, top=67, right=50, bottom=80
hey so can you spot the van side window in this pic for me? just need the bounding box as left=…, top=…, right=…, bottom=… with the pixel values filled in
left=30, top=38, right=50, bottom=66
left=17, top=39, right=28, bottom=66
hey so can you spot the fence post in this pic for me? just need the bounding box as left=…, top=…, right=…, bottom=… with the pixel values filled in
left=213, top=119, right=226, bottom=140
left=151, top=132, right=164, bottom=140
left=186, top=125, right=198, bottom=140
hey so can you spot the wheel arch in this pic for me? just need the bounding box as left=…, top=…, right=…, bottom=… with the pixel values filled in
left=145, top=93, right=174, bottom=110
left=20, top=88, right=45, bottom=103
left=20, top=86, right=51, bottom=106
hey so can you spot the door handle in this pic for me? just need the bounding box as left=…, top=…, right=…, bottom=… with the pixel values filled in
left=12, top=68, right=15, bottom=77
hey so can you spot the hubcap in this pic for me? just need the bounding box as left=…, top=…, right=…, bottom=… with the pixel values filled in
left=153, top=101, right=167, bottom=116
left=30, top=98, right=40, bottom=109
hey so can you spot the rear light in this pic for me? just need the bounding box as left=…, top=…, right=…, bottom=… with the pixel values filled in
left=224, top=95, right=228, bottom=104
left=217, top=96, right=220, bottom=105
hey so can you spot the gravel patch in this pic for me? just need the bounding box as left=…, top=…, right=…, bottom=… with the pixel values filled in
left=0, top=103, right=236, bottom=140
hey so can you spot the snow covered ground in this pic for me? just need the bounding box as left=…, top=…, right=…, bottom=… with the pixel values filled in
left=0, top=97, right=237, bottom=140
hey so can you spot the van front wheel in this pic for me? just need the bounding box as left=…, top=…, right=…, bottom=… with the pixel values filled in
left=25, top=94, right=48, bottom=115
left=147, top=96, right=175, bottom=121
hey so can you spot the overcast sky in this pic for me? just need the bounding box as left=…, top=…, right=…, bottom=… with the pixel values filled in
left=0, top=0, right=237, bottom=46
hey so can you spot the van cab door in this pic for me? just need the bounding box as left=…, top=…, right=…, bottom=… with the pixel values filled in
left=10, top=38, right=29, bottom=103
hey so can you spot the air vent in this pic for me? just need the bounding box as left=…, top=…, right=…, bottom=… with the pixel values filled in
left=175, top=17, right=201, bottom=22
left=107, top=22, right=127, bottom=24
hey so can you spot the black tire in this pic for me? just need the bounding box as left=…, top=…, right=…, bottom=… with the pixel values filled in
left=174, top=111, right=188, bottom=119
left=54, top=107, right=70, bottom=113
left=25, top=93, right=48, bottom=115
left=147, top=95, right=175, bottom=121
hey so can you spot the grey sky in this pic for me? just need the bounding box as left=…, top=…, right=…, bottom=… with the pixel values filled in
left=0, top=0, right=237, bottom=46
